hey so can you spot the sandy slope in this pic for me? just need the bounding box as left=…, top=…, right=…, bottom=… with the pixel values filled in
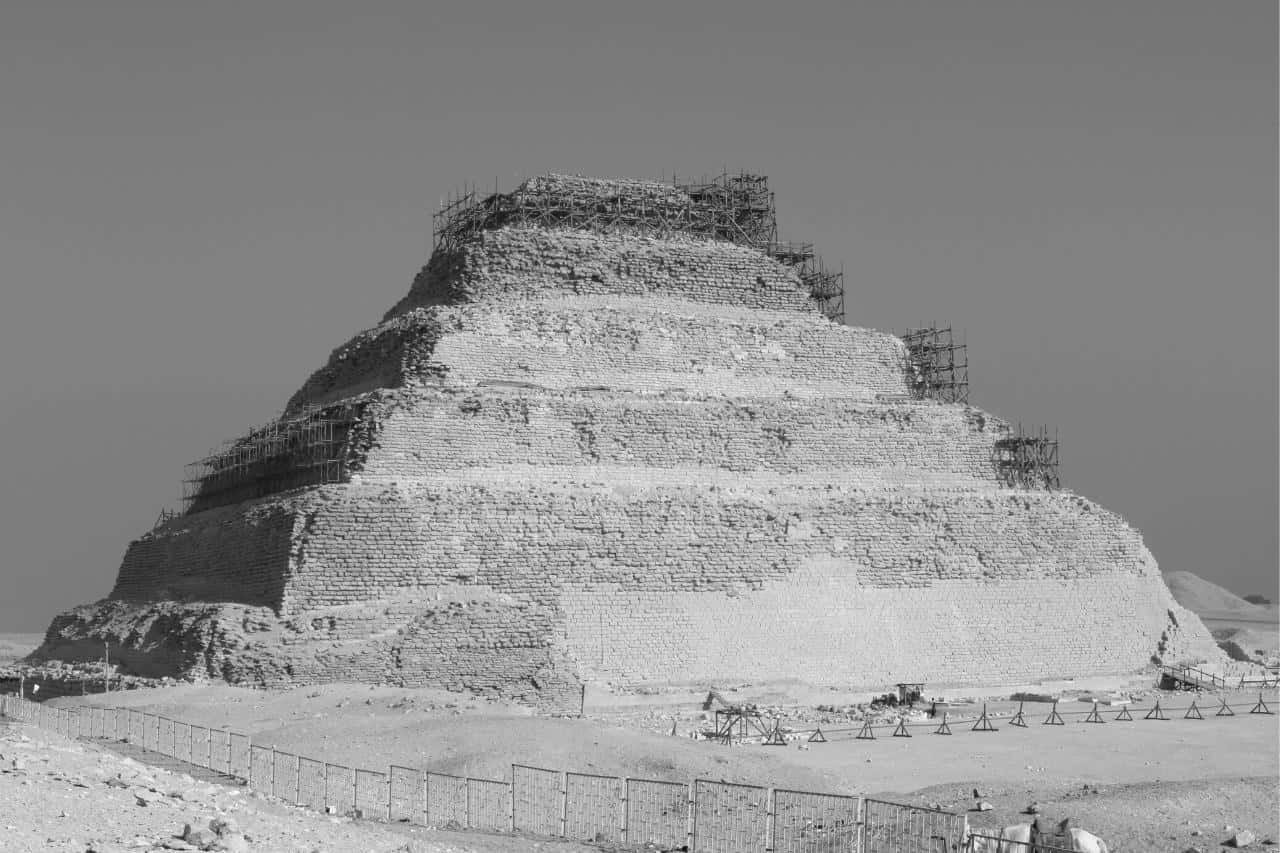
left=0, top=720, right=604, bottom=853
left=1163, top=572, right=1275, bottom=617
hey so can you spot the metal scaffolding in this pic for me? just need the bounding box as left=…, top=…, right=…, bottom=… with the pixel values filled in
left=181, top=402, right=363, bottom=515
left=431, top=172, right=846, bottom=323
left=900, top=326, right=969, bottom=404
left=993, top=424, right=1060, bottom=490
left=432, top=171, right=777, bottom=255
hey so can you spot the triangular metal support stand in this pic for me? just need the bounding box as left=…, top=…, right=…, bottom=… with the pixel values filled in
left=934, top=713, right=952, bottom=735
left=1009, top=702, right=1028, bottom=728
left=1114, top=705, right=1133, bottom=721
left=764, top=721, right=787, bottom=745
left=972, top=704, right=997, bottom=732
left=1145, top=700, right=1168, bottom=720
left=1043, top=701, right=1065, bottom=725
left=856, top=720, right=876, bottom=740
left=808, top=727, right=827, bottom=743
left=1216, top=697, right=1234, bottom=717
left=1084, top=702, right=1105, bottom=723
left=892, top=718, right=912, bottom=738
left=1184, top=700, right=1203, bottom=720
left=1250, top=693, right=1274, bottom=715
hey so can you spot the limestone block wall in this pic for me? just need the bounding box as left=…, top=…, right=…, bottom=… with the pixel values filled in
left=271, top=596, right=581, bottom=706
left=273, top=481, right=1160, bottom=616
left=385, top=227, right=817, bottom=319
left=352, top=389, right=1005, bottom=480
left=109, top=503, right=298, bottom=610
left=288, top=296, right=911, bottom=412
left=93, top=476, right=1207, bottom=692
left=558, top=572, right=1187, bottom=686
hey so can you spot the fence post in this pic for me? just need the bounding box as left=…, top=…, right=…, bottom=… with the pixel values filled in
left=619, top=776, right=628, bottom=846
left=425, top=769, right=433, bottom=826
left=270, top=746, right=277, bottom=798
left=559, top=771, right=568, bottom=839
left=765, top=787, right=775, bottom=853
left=686, top=780, right=695, bottom=853
left=386, top=766, right=393, bottom=822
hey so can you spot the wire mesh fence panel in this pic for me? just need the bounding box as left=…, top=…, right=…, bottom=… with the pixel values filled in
left=425, top=772, right=467, bottom=828
left=128, top=710, right=143, bottom=745
left=229, top=733, right=251, bottom=781
left=298, top=757, right=326, bottom=811
left=209, top=730, right=231, bottom=775
left=326, top=764, right=356, bottom=816
left=966, top=834, right=1077, bottom=853
left=190, top=726, right=210, bottom=770
left=251, top=745, right=274, bottom=794
left=626, top=777, right=690, bottom=849
left=174, top=721, right=191, bottom=764
left=389, top=766, right=423, bottom=824
left=565, top=772, right=623, bottom=844
left=861, top=798, right=967, bottom=853
left=513, top=764, right=562, bottom=837
left=691, top=779, right=769, bottom=853
left=771, top=789, right=862, bottom=853
left=468, top=778, right=512, bottom=833
left=144, top=714, right=160, bottom=752
left=356, top=768, right=387, bottom=819
left=159, top=717, right=176, bottom=758
left=274, top=751, right=300, bottom=805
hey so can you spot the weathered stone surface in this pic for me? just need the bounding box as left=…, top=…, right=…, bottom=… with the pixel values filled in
left=30, top=172, right=1222, bottom=709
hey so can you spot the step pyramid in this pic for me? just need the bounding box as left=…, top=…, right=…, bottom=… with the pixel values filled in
left=32, top=172, right=1221, bottom=710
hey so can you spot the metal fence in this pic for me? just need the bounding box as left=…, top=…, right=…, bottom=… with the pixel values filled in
left=967, top=832, right=1077, bottom=853
left=426, top=770, right=467, bottom=827
left=5, top=692, right=1130, bottom=853
left=862, top=798, right=968, bottom=853
left=512, top=764, right=562, bottom=837
left=693, top=779, right=770, bottom=853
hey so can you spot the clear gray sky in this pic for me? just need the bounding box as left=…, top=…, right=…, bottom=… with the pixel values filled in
left=1, top=1, right=1276, bottom=632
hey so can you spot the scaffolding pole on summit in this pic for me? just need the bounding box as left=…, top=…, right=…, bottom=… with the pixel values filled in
left=430, top=171, right=778, bottom=254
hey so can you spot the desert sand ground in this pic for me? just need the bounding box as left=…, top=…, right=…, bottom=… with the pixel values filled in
left=5, top=598, right=1279, bottom=853
left=23, top=675, right=1276, bottom=853
left=0, top=719, right=601, bottom=852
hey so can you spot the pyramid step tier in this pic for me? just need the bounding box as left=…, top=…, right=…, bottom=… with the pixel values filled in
left=384, top=226, right=819, bottom=319
left=288, top=296, right=909, bottom=413
left=346, top=388, right=1004, bottom=480
left=116, top=478, right=1150, bottom=614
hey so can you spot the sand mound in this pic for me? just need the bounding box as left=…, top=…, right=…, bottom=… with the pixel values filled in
left=1163, top=571, right=1270, bottom=617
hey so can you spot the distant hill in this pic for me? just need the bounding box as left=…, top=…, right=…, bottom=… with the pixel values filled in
left=1164, top=571, right=1275, bottom=618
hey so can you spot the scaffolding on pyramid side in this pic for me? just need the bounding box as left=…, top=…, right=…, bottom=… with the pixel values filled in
left=993, top=423, right=1061, bottom=490
left=181, top=401, right=365, bottom=516
left=900, top=326, right=969, bottom=404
